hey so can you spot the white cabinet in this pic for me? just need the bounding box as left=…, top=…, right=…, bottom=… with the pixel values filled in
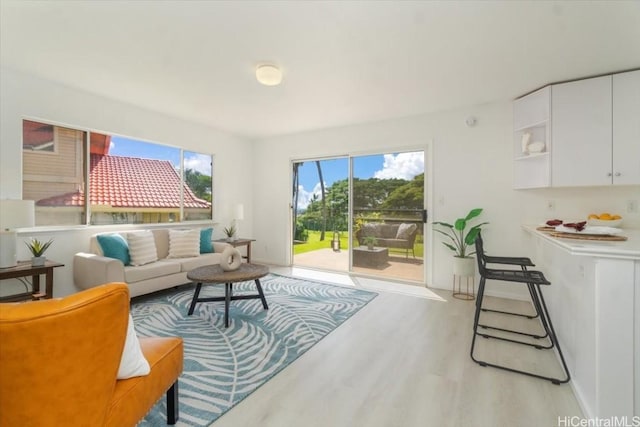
left=513, top=86, right=551, bottom=189
left=551, top=75, right=612, bottom=187
left=612, top=70, right=640, bottom=185
left=513, top=70, right=640, bottom=188
left=526, top=227, right=640, bottom=418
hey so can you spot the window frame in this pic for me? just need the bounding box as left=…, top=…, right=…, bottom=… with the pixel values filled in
left=21, top=117, right=215, bottom=228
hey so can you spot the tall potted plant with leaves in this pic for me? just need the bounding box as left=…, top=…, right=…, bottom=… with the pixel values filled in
left=433, top=208, right=487, bottom=276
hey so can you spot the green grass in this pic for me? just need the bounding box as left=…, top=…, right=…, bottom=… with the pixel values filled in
left=293, top=231, right=350, bottom=254
left=294, top=230, right=424, bottom=257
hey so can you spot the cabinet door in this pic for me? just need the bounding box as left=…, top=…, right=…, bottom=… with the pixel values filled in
left=612, top=70, right=640, bottom=185
left=551, top=75, right=612, bottom=187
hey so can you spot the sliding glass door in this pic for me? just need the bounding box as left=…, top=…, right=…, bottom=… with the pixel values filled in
left=351, top=151, right=425, bottom=283
left=292, top=157, right=349, bottom=272
left=291, top=150, right=426, bottom=284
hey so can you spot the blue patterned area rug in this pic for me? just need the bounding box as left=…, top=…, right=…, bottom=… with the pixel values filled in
left=132, top=273, right=377, bottom=426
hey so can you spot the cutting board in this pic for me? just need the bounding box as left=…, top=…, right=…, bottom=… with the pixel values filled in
left=549, top=232, right=628, bottom=241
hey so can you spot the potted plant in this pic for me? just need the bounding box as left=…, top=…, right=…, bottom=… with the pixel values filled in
left=25, top=238, right=53, bottom=266
left=433, top=208, right=487, bottom=277
left=362, top=236, right=377, bottom=250
left=223, top=224, right=237, bottom=242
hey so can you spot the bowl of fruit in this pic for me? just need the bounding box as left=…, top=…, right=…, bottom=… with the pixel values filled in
left=587, top=213, right=622, bottom=227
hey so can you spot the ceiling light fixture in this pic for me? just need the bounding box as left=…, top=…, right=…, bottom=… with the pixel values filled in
left=256, top=64, right=282, bottom=86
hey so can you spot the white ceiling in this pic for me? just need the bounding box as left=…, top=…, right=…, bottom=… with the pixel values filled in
left=1, top=1, right=639, bottom=139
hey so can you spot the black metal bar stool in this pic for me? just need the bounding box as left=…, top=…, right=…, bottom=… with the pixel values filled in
left=470, top=232, right=570, bottom=385
left=475, top=233, right=546, bottom=341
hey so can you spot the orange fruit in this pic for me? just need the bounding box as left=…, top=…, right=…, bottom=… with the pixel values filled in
left=588, top=214, right=599, bottom=219
left=599, top=213, right=612, bottom=220
left=612, top=214, right=622, bottom=220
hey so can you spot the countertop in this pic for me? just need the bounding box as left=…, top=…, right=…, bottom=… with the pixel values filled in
left=523, top=225, right=640, bottom=260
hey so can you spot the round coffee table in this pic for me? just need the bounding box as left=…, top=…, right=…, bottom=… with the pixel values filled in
left=187, top=263, right=269, bottom=328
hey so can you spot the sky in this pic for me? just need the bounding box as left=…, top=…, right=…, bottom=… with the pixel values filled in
left=108, top=137, right=423, bottom=209
left=109, top=136, right=212, bottom=175
left=295, top=151, right=424, bottom=209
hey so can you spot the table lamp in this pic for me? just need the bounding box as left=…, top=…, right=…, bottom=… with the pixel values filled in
left=234, top=204, right=244, bottom=238
left=0, top=199, right=35, bottom=268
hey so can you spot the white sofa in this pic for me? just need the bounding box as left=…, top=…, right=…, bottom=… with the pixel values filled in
left=74, top=228, right=231, bottom=298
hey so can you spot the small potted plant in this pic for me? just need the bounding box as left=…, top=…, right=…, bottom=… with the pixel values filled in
left=433, top=208, right=487, bottom=276
left=223, top=224, right=237, bottom=242
left=25, top=238, right=53, bottom=266
left=362, top=236, right=377, bottom=250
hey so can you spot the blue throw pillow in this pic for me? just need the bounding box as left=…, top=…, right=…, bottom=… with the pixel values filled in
left=97, top=234, right=130, bottom=266
left=200, top=228, right=214, bottom=253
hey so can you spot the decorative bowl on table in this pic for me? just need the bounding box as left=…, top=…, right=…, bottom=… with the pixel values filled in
left=586, top=214, right=622, bottom=228
left=587, top=218, right=622, bottom=227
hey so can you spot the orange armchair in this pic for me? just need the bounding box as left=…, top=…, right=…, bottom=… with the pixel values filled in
left=0, top=282, right=183, bottom=427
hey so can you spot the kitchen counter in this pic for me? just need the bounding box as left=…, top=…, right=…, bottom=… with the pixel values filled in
left=522, top=225, right=640, bottom=260
left=523, top=225, right=640, bottom=419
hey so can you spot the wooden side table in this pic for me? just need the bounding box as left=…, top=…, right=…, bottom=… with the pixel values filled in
left=0, top=260, right=64, bottom=302
left=214, top=238, right=256, bottom=263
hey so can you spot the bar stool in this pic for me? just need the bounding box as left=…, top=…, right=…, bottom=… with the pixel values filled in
left=475, top=233, right=545, bottom=340
left=470, top=232, right=570, bottom=384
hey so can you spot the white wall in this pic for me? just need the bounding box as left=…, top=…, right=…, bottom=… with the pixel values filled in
left=251, top=101, right=640, bottom=296
left=2, top=67, right=637, bottom=298
left=0, top=67, right=253, bottom=297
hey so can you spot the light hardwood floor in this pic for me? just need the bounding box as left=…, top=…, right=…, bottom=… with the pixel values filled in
left=213, top=267, right=583, bottom=427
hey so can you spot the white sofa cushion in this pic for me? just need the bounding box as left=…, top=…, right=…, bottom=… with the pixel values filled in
left=168, top=229, right=200, bottom=258
left=124, top=259, right=181, bottom=283
left=172, top=253, right=224, bottom=272
left=127, top=231, right=158, bottom=266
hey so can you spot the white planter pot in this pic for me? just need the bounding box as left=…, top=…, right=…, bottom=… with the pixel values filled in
left=453, top=256, right=475, bottom=277
left=31, top=256, right=46, bottom=267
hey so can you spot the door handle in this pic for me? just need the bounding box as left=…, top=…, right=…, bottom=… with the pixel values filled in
left=422, top=210, right=428, bottom=223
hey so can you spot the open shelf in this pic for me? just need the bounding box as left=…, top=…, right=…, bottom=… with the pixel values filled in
left=515, top=152, right=549, bottom=161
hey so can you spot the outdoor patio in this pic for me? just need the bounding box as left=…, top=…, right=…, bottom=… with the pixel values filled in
left=293, top=248, right=424, bottom=284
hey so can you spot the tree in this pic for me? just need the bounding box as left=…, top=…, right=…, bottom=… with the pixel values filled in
left=381, top=173, right=424, bottom=210
left=316, top=161, right=327, bottom=241
left=292, top=162, right=301, bottom=240
left=184, top=169, right=212, bottom=202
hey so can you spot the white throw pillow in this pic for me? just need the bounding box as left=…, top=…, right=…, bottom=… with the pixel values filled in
left=117, top=314, right=151, bottom=379
left=396, top=223, right=417, bottom=240
left=127, top=231, right=158, bottom=266
left=168, top=229, right=200, bottom=258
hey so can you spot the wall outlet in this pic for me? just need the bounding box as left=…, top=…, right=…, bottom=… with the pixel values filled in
left=547, top=200, right=555, bottom=211
left=627, top=200, right=638, bottom=214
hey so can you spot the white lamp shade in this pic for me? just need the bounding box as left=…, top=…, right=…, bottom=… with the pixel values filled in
left=256, top=65, right=282, bottom=86
left=235, top=204, right=244, bottom=221
left=0, top=199, right=35, bottom=230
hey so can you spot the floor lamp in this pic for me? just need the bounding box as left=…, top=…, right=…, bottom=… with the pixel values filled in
left=0, top=200, right=35, bottom=269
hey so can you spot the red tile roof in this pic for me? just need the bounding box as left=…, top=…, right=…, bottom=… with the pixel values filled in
left=37, top=154, right=211, bottom=209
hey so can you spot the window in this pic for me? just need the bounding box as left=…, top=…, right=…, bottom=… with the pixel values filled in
left=22, top=119, right=214, bottom=226
left=23, top=120, right=56, bottom=153
left=23, top=121, right=87, bottom=226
